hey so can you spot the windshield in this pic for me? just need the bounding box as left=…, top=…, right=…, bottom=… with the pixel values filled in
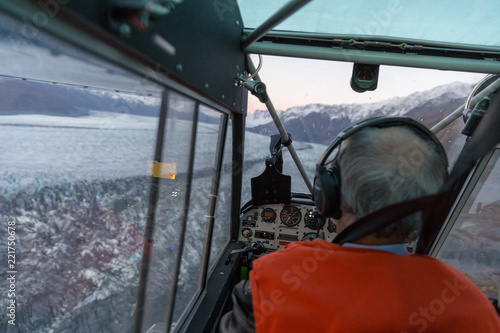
left=241, top=55, right=484, bottom=204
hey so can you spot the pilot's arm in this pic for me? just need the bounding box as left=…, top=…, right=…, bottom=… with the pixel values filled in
left=218, top=280, right=255, bottom=333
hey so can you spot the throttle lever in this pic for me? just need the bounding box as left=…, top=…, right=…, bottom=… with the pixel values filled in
left=225, top=241, right=265, bottom=265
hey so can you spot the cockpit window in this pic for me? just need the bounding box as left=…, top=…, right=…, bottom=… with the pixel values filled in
left=0, top=37, right=162, bottom=332
left=437, top=148, right=500, bottom=299
left=139, top=91, right=197, bottom=331
left=243, top=56, right=485, bottom=198
left=169, top=104, right=231, bottom=326
left=0, top=12, right=233, bottom=332
left=210, top=117, right=233, bottom=270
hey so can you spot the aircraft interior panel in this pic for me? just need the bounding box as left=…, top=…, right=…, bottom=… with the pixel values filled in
left=239, top=201, right=337, bottom=251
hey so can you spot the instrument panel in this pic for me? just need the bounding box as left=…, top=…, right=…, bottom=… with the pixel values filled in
left=238, top=201, right=338, bottom=251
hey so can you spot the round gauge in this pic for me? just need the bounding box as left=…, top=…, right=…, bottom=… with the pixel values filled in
left=280, top=205, right=302, bottom=227
left=302, top=232, right=317, bottom=241
left=304, top=209, right=318, bottom=230
left=261, top=208, right=277, bottom=223
left=241, top=228, right=253, bottom=238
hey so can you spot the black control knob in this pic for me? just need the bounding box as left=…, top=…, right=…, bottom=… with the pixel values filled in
left=242, top=228, right=253, bottom=238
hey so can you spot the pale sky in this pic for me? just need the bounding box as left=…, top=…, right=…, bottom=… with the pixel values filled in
left=247, top=55, right=486, bottom=113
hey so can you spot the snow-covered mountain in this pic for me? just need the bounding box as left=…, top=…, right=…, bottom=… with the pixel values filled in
left=246, top=81, right=472, bottom=145
left=0, top=109, right=232, bottom=332
left=0, top=79, right=160, bottom=117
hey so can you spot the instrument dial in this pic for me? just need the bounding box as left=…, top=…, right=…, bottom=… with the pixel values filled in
left=280, top=205, right=302, bottom=227
left=242, top=228, right=253, bottom=238
left=261, top=207, right=277, bottom=223
left=304, top=209, right=318, bottom=230
left=302, top=232, right=317, bottom=241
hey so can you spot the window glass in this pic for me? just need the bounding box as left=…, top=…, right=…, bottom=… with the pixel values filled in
left=1, top=9, right=234, bottom=333
left=0, top=24, right=161, bottom=332
left=140, top=91, right=196, bottom=331
left=170, top=104, right=227, bottom=324
left=437, top=149, right=500, bottom=298
left=210, top=118, right=233, bottom=270
left=242, top=55, right=485, bottom=201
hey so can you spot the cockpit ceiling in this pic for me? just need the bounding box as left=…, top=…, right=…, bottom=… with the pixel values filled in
left=238, top=0, right=500, bottom=50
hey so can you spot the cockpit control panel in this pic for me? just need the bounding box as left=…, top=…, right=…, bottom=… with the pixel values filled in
left=238, top=201, right=338, bottom=251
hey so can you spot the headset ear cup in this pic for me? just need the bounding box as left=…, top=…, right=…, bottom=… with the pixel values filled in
left=313, top=172, right=327, bottom=216
left=314, top=164, right=341, bottom=218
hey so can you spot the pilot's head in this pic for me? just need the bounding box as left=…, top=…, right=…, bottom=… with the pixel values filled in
left=313, top=117, right=448, bottom=244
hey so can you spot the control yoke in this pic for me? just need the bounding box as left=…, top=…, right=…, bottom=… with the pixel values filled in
left=225, top=241, right=265, bottom=265
left=250, top=135, right=292, bottom=206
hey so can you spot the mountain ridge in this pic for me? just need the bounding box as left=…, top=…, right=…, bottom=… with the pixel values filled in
left=0, top=78, right=159, bottom=117
left=247, top=81, right=472, bottom=146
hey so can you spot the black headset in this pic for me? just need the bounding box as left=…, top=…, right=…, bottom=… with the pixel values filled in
left=312, top=116, right=449, bottom=219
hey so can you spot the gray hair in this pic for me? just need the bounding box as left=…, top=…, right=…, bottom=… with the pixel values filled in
left=338, top=126, right=448, bottom=242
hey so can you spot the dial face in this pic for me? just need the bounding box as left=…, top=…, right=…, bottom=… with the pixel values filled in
left=241, top=228, right=253, bottom=238
left=302, top=232, right=317, bottom=241
left=261, top=207, right=277, bottom=223
left=304, top=209, right=318, bottom=230
left=280, top=205, right=302, bottom=227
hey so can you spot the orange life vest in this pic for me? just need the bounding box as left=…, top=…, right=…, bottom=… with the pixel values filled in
left=250, top=239, right=500, bottom=333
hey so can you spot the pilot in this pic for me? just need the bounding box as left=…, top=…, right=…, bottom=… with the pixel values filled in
left=219, top=117, right=500, bottom=332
